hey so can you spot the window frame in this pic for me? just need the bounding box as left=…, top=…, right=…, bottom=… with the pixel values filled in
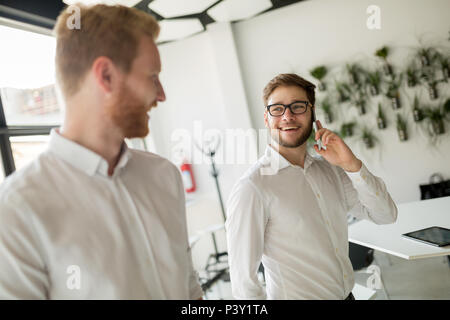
left=0, top=19, right=58, bottom=177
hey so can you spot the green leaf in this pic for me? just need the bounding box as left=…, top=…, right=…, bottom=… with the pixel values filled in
left=310, top=66, right=327, bottom=80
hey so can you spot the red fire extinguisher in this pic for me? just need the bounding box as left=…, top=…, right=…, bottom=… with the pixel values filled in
left=180, top=161, right=196, bottom=193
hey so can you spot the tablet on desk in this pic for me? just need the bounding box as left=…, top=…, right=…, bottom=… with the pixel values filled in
left=402, top=226, right=450, bottom=247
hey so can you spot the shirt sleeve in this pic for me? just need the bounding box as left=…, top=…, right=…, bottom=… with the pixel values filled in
left=0, top=199, right=49, bottom=299
left=173, top=167, right=204, bottom=300
left=225, top=178, right=268, bottom=300
left=337, top=162, right=398, bottom=225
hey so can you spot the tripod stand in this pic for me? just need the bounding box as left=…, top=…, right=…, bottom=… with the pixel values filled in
left=195, top=136, right=230, bottom=297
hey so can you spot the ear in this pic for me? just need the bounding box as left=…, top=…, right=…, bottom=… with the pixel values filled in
left=91, top=56, right=120, bottom=96
left=264, top=110, right=269, bottom=128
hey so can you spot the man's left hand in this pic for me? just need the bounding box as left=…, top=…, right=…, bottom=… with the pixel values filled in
left=313, top=120, right=362, bottom=172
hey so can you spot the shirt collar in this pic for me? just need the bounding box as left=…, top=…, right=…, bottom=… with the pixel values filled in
left=263, top=145, right=315, bottom=172
left=48, top=129, right=131, bottom=177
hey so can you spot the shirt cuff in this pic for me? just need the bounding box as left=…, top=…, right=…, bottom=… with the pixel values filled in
left=344, top=162, right=370, bottom=185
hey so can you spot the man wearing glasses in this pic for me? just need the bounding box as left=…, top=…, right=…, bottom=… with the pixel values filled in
left=225, top=73, right=397, bottom=300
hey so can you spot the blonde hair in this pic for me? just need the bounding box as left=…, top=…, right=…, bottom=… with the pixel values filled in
left=53, top=4, right=160, bottom=98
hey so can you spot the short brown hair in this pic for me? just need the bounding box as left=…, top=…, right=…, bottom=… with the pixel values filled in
left=263, top=73, right=316, bottom=106
left=53, top=4, right=160, bottom=98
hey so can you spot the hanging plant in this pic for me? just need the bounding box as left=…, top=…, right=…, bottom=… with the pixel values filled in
left=310, top=66, right=328, bottom=91
left=375, top=46, right=393, bottom=76
left=366, top=71, right=381, bottom=96
left=377, top=103, right=387, bottom=129
left=412, top=95, right=423, bottom=122
left=361, top=127, right=376, bottom=149
left=416, top=47, right=437, bottom=68
left=346, top=63, right=364, bottom=86
left=427, top=81, right=439, bottom=100
left=436, top=53, right=449, bottom=82
left=340, top=122, right=356, bottom=138
left=335, top=81, right=351, bottom=102
left=385, top=74, right=402, bottom=110
left=396, top=114, right=408, bottom=141
left=423, top=107, right=446, bottom=135
left=355, top=98, right=366, bottom=115
left=444, top=98, right=450, bottom=120
left=320, top=99, right=333, bottom=123
left=406, top=65, right=418, bottom=87
left=419, top=66, right=439, bottom=100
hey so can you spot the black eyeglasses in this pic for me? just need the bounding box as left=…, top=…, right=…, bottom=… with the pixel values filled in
left=266, top=101, right=310, bottom=117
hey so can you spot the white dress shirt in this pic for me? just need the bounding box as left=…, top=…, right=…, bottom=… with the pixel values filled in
left=226, top=145, right=397, bottom=300
left=0, top=129, right=203, bottom=299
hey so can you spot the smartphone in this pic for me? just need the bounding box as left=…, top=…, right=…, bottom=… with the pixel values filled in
left=312, top=106, right=323, bottom=150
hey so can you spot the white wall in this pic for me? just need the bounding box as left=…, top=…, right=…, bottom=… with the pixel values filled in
left=154, top=28, right=254, bottom=270
left=151, top=0, right=450, bottom=270
left=232, top=0, right=450, bottom=204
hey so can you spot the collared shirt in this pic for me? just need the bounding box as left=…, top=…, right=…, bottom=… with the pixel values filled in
left=0, top=129, right=203, bottom=299
left=225, top=145, right=397, bottom=300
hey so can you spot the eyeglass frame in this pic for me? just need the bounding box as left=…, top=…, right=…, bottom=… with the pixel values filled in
left=266, top=100, right=312, bottom=117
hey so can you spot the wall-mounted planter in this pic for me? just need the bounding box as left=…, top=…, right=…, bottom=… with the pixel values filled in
left=344, top=127, right=353, bottom=137
left=369, top=85, right=379, bottom=96
left=377, top=116, right=386, bottom=129
left=397, top=128, right=408, bottom=141
left=341, top=123, right=355, bottom=138
left=428, top=83, right=438, bottom=100
left=413, top=108, right=423, bottom=122
left=318, top=82, right=327, bottom=91
left=407, top=75, right=417, bottom=87
left=324, top=111, right=333, bottom=124
left=431, top=119, right=445, bottom=135
left=390, top=95, right=401, bottom=110
left=383, top=63, right=393, bottom=76
left=363, top=137, right=374, bottom=148
left=419, top=55, right=430, bottom=68
left=443, top=67, right=449, bottom=82
left=396, top=114, right=408, bottom=142
left=356, top=101, right=366, bottom=115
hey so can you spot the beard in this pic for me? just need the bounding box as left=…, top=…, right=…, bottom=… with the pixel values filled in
left=271, top=119, right=313, bottom=148
left=106, top=81, right=152, bottom=138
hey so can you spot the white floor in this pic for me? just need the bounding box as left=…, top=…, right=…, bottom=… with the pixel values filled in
left=203, top=251, right=450, bottom=300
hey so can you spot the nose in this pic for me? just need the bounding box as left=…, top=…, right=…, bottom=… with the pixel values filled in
left=156, top=78, right=166, bottom=102
left=282, top=106, right=295, bottom=121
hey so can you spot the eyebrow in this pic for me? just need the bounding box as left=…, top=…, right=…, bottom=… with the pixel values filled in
left=268, top=99, right=308, bottom=105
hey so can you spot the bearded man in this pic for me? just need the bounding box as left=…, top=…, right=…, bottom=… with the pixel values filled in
left=0, top=4, right=203, bottom=300
left=225, top=73, right=397, bottom=300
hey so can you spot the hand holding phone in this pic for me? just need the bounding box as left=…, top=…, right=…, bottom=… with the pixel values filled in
left=312, top=106, right=323, bottom=151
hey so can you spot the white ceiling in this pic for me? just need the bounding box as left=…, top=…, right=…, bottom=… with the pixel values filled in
left=148, top=0, right=217, bottom=18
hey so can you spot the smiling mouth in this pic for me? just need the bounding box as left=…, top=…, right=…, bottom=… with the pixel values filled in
left=279, top=126, right=300, bottom=131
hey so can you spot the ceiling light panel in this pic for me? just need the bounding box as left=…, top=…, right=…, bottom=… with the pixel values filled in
left=157, top=19, right=204, bottom=42
left=149, top=0, right=218, bottom=18
left=207, top=0, right=272, bottom=22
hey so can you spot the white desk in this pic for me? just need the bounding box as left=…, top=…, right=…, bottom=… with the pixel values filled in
left=348, top=196, right=450, bottom=260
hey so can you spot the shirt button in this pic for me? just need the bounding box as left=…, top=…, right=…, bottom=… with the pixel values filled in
left=335, top=248, right=339, bottom=253
left=317, top=193, right=320, bottom=199
left=344, top=274, right=348, bottom=279
left=376, top=191, right=379, bottom=196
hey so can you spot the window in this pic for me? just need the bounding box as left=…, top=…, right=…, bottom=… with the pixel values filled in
left=10, top=135, right=50, bottom=171
left=0, top=22, right=59, bottom=179
left=0, top=155, right=4, bottom=184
